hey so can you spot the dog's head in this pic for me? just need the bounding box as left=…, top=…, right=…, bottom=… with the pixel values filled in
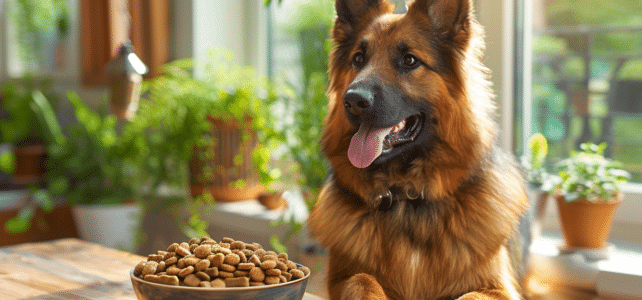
left=323, top=0, right=497, bottom=200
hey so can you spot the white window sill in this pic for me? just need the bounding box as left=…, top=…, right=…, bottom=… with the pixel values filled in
left=529, top=232, right=642, bottom=299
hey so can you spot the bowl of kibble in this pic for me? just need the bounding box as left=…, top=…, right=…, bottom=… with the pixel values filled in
left=130, top=236, right=310, bottom=300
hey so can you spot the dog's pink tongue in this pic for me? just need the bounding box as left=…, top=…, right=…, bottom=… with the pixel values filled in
left=348, top=124, right=394, bottom=168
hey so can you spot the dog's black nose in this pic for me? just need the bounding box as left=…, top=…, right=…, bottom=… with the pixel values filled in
left=343, top=87, right=374, bottom=116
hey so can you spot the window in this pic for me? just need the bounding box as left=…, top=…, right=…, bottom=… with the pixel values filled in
left=516, top=0, right=642, bottom=243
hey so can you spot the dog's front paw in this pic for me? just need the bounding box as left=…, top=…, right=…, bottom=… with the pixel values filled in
left=340, top=273, right=389, bottom=300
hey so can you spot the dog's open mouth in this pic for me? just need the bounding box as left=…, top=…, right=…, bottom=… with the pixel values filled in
left=348, top=114, right=423, bottom=168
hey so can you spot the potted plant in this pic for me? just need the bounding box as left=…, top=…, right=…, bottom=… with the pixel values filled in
left=29, top=90, right=140, bottom=251
left=0, top=78, right=59, bottom=184
left=547, top=142, right=630, bottom=249
left=136, top=49, right=281, bottom=203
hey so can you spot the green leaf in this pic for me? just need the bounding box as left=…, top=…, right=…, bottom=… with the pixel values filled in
left=269, top=234, right=288, bottom=253
left=0, top=151, right=16, bottom=174
left=528, top=133, right=548, bottom=169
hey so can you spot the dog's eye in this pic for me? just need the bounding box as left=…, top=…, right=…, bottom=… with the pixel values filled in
left=352, top=52, right=365, bottom=67
left=402, top=54, right=418, bottom=68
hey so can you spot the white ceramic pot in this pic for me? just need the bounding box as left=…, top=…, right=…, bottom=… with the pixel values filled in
left=71, top=203, right=140, bottom=252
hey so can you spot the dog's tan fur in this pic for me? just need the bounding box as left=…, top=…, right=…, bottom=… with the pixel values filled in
left=308, top=0, right=528, bottom=299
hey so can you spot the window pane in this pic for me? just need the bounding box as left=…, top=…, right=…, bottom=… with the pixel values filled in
left=529, top=0, right=642, bottom=182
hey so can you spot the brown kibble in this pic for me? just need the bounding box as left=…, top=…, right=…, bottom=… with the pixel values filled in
left=286, top=261, right=297, bottom=270
left=224, top=254, right=241, bottom=266
left=175, top=245, right=191, bottom=257
left=194, top=245, right=212, bottom=259
left=184, top=274, right=201, bottom=287
left=178, top=266, right=194, bottom=278
left=250, top=281, right=265, bottom=286
left=249, top=254, right=261, bottom=266
left=237, top=263, right=254, bottom=270
left=276, top=261, right=288, bottom=272
left=144, top=274, right=160, bottom=283
left=134, top=261, right=146, bottom=276
left=179, top=242, right=190, bottom=250
left=205, top=267, right=219, bottom=277
left=225, top=277, right=250, bottom=287
left=163, top=252, right=176, bottom=261
left=209, top=253, right=225, bottom=267
left=254, top=249, right=267, bottom=259
left=278, top=253, right=288, bottom=261
left=157, top=261, right=167, bottom=272
left=260, top=260, right=277, bottom=270
left=216, top=247, right=232, bottom=255
left=234, top=270, right=249, bottom=277
left=242, top=249, right=254, bottom=258
left=189, top=237, right=201, bottom=245
left=220, top=264, right=236, bottom=272
left=245, top=243, right=258, bottom=251
left=298, top=266, right=310, bottom=276
left=157, top=250, right=167, bottom=256
left=201, top=240, right=217, bottom=246
left=219, top=243, right=231, bottom=249
left=266, top=251, right=277, bottom=256
left=189, top=244, right=198, bottom=252
left=199, top=281, right=212, bottom=287
left=165, top=256, right=178, bottom=266
left=147, top=254, right=163, bottom=262
left=221, top=237, right=235, bottom=244
left=194, top=259, right=210, bottom=272
left=166, top=265, right=181, bottom=276
left=195, top=271, right=210, bottom=281
left=263, top=254, right=278, bottom=261
left=237, top=251, right=247, bottom=263
left=249, top=267, right=265, bottom=282
left=159, top=275, right=180, bottom=286
left=167, top=243, right=179, bottom=252
left=156, top=272, right=167, bottom=276
left=279, top=275, right=287, bottom=283
left=219, top=271, right=235, bottom=278
left=264, top=275, right=280, bottom=285
left=265, top=268, right=281, bottom=276
left=289, top=269, right=304, bottom=279
left=230, top=241, right=246, bottom=250
left=141, top=261, right=158, bottom=277
left=211, top=278, right=225, bottom=288
left=282, top=271, right=292, bottom=281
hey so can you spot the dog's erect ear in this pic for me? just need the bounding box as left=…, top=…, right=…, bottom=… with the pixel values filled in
left=407, top=0, right=471, bottom=37
left=335, top=0, right=395, bottom=31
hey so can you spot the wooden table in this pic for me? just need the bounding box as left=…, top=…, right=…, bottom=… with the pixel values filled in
left=0, top=238, right=324, bottom=300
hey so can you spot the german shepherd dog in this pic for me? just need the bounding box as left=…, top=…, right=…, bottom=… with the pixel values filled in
left=308, top=0, right=529, bottom=299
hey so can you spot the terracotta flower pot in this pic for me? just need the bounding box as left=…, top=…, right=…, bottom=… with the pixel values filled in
left=12, top=144, right=47, bottom=185
left=189, top=117, right=265, bottom=202
left=556, top=192, right=622, bottom=248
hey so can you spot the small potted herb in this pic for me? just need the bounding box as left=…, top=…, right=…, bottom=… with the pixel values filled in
left=547, top=142, right=630, bottom=248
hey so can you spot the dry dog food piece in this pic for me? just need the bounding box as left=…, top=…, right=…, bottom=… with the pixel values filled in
left=289, top=269, right=304, bottom=279
left=159, top=275, right=179, bottom=286
left=178, top=266, right=194, bottom=278
left=195, top=271, right=211, bottom=281
left=298, top=266, right=310, bottom=276
left=225, top=277, right=250, bottom=287
left=135, top=236, right=307, bottom=288
left=141, top=261, right=158, bottom=277
left=134, top=261, right=146, bottom=276
left=237, top=263, right=255, bottom=271
left=224, top=254, right=240, bottom=266
left=184, top=274, right=201, bottom=287
left=220, top=264, right=236, bottom=272
left=194, top=245, right=211, bottom=259
left=249, top=267, right=265, bottom=282
left=211, top=278, right=225, bottom=288
left=175, top=245, right=191, bottom=257
left=249, top=254, right=261, bottom=266
left=264, top=275, right=280, bottom=285
left=194, top=259, right=210, bottom=272
left=260, top=260, right=277, bottom=270
left=218, top=271, right=235, bottom=278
